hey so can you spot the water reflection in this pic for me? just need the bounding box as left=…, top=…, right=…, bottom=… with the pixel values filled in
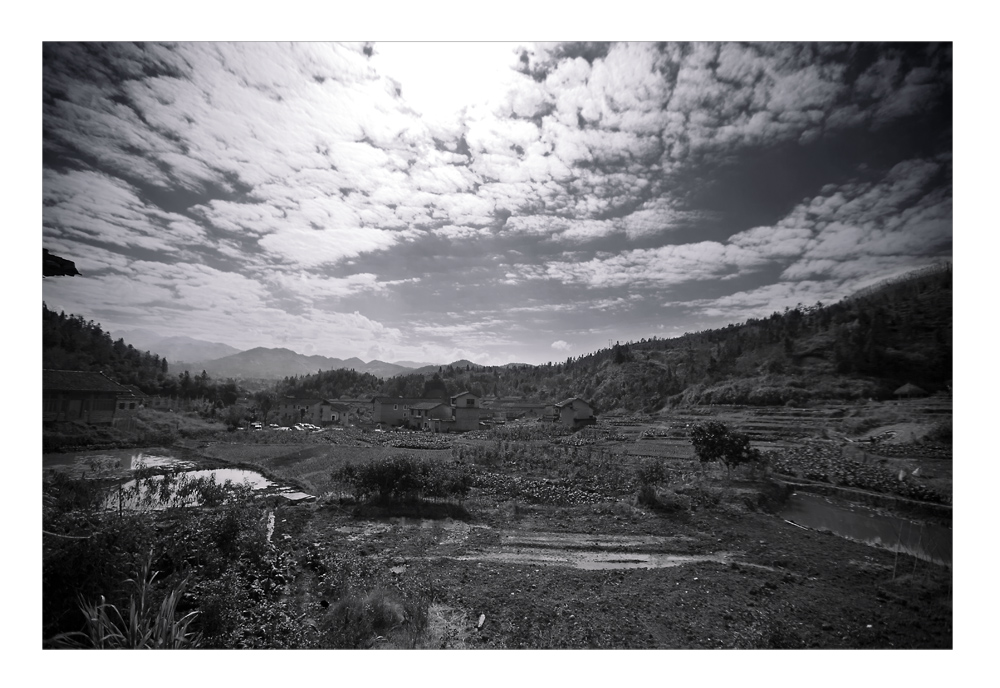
left=780, top=492, right=951, bottom=566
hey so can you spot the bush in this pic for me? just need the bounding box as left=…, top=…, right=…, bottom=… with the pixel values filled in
left=635, top=458, right=666, bottom=486
left=925, top=421, right=952, bottom=445
left=333, top=454, right=471, bottom=503
left=319, top=589, right=427, bottom=649
left=635, top=485, right=691, bottom=513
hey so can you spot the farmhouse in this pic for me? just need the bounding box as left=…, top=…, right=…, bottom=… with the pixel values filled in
left=43, top=369, right=138, bottom=426
left=372, top=397, right=427, bottom=427
left=328, top=401, right=353, bottom=427
left=407, top=401, right=452, bottom=430
left=449, top=392, right=482, bottom=432
left=276, top=397, right=343, bottom=426
left=489, top=398, right=549, bottom=422
left=548, top=397, right=597, bottom=428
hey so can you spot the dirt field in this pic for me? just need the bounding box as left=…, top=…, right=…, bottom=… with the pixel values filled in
left=45, top=398, right=952, bottom=649
left=197, top=398, right=951, bottom=648
left=269, top=487, right=951, bottom=648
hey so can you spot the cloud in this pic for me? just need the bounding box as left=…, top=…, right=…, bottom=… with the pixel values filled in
left=43, top=169, right=211, bottom=254
left=41, top=43, right=951, bottom=365
left=257, top=225, right=407, bottom=267
left=551, top=340, right=572, bottom=351
left=516, top=241, right=768, bottom=288
left=665, top=280, right=848, bottom=321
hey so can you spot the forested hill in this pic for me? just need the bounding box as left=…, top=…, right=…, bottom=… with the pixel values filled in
left=46, top=262, right=951, bottom=414
left=43, top=304, right=171, bottom=394
left=284, top=263, right=950, bottom=413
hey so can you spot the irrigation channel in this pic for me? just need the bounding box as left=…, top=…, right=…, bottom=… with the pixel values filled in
left=779, top=492, right=952, bottom=567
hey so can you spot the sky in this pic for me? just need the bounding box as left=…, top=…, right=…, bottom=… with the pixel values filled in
left=41, top=41, right=953, bottom=366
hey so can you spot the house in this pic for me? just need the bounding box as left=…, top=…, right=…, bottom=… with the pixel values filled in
left=335, top=398, right=373, bottom=425
left=407, top=401, right=452, bottom=430
left=276, top=397, right=336, bottom=426
left=450, top=392, right=482, bottom=432
left=549, top=397, right=596, bottom=428
left=491, top=398, right=548, bottom=422
left=122, top=385, right=148, bottom=406
left=43, top=369, right=138, bottom=426
left=328, top=402, right=353, bottom=427
left=372, top=397, right=427, bottom=427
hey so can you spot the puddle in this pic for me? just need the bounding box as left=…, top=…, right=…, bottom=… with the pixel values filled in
left=454, top=549, right=733, bottom=570
left=780, top=492, right=952, bottom=566
left=335, top=523, right=393, bottom=540
left=500, top=532, right=698, bottom=552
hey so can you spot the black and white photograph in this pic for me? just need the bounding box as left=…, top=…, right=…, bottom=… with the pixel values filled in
left=38, top=35, right=957, bottom=659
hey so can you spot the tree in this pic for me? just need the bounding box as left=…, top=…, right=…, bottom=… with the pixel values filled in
left=421, top=373, right=449, bottom=401
left=254, top=391, right=276, bottom=425
left=224, top=405, right=246, bottom=431
left=690, top=421, right=761, bottom=476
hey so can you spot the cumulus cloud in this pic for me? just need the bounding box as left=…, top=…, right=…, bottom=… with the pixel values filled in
left=42, top=42, right=951, bottom=364
left=551, top=339, right=572, bottom=351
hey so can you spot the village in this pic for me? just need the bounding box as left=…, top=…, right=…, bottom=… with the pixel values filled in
left=42, top=369, right=598, bottom=433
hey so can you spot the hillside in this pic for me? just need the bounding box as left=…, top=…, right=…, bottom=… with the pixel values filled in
left=330, top=264, right=952, bottom=413
left=42, top=304, right=171, bottom=395
left=44, top=264, right=951, bottom=414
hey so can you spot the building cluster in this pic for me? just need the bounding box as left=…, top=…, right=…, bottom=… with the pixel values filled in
left=43, top=369, right=597, bottom=434
left=43, top=370, right=145, bottom=428
left=373, top=393, right=596, bottom=432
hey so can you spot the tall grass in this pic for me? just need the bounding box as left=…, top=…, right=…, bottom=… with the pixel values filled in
left=49, top=557, right=201, bottom=649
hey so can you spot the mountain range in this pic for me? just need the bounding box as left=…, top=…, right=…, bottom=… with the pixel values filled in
left=178, top=347, right=427, bottom=380
left=110, top=329, right=447, bottom=379
left=111, top=329, right=242, bottom=364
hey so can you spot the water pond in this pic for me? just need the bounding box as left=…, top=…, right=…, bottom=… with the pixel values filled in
left=98, top=456, right=312, bottom=510
left=779, top=492, right=952, bottom=567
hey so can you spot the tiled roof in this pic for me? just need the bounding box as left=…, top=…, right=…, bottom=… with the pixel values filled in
left=373, top=397, right=431, bottom=405
left=554, top=397, right=589, bottom=407
left=411, top=401, right=446, bottom=410
left=281, top=397, right=325, bottom=406
left=43, top=369, right=130, bottom=393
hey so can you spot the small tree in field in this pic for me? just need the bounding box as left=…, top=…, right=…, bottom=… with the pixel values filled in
left=690, top=421, right=761, bottom=477
left=224, top=404, right=246, bottom=431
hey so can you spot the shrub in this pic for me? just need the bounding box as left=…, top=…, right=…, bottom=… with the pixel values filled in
left=319, top=589, right=427, bottom=649
left=332, top=454, right=471, bottom=503
left=635, top=458, right=666, bottom=486
left=925, top=421, right=952, bottom=445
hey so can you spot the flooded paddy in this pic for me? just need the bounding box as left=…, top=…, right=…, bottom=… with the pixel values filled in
left=780, top=491, right=951, bottom=566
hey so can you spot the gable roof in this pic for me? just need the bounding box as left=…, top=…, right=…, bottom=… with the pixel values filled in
left=43, top=370, right=130, bottom=393
left=280, top=397, right=326, bottom=406
left=372, top=397, right=431, bottom=406
left=411, top=401, right=446, bottom=411
left=554, top=397, right=591, bottom=408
